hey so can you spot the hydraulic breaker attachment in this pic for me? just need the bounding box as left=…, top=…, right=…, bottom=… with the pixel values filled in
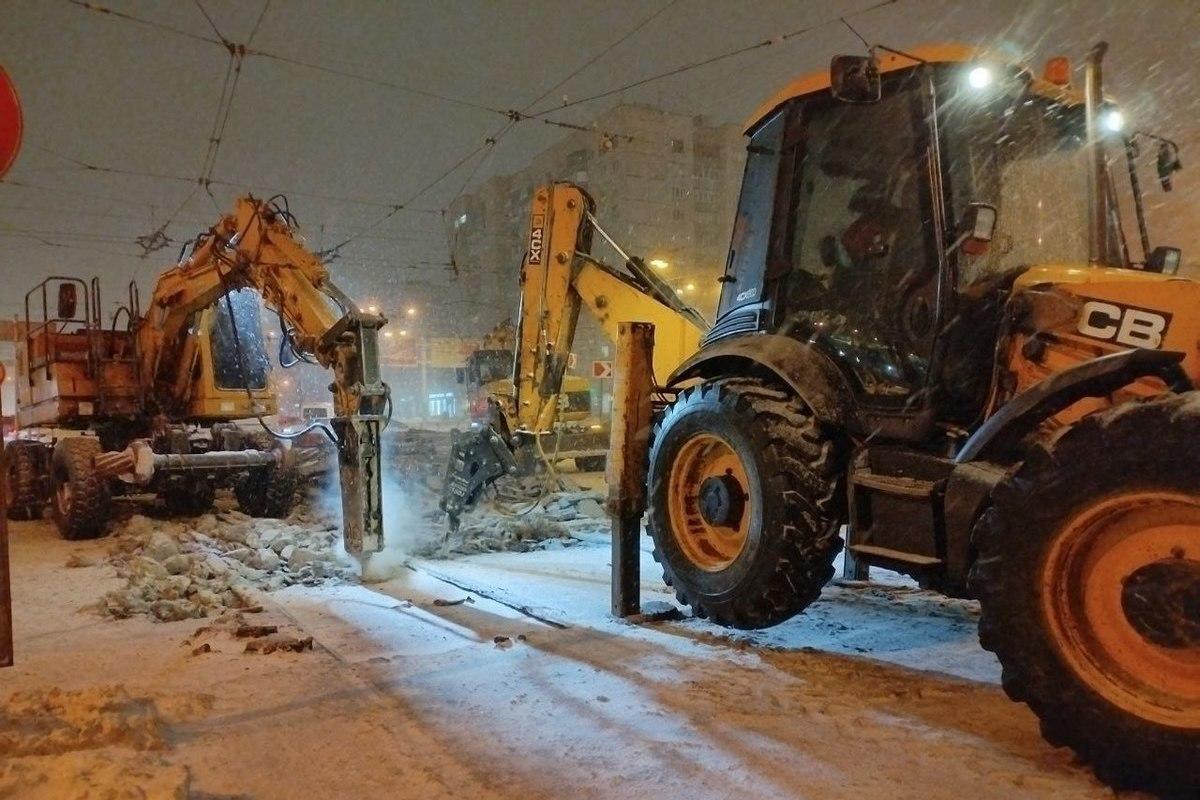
left=332, top=415, right=383, bottom=555
left=440, top=426, right=517, bottom=530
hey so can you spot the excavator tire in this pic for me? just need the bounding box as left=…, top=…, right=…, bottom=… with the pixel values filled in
left=160, top=478, right=216, bottom=517
left=5, top=440, right=46, bottom=521
left=50, top=437, right=112, bottom=540
left=646, top=377, right=843, bottom=629
left=235, top=465, right=298, bottom=519
left=970, top=394, right=1200, bottom=795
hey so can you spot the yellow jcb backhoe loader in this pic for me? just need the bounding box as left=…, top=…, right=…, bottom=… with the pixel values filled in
left=630, top=43, right=1193, bottom=793
left=441, top=182, right=706, bottom=520
left=6, top=196, right=387, bottom=556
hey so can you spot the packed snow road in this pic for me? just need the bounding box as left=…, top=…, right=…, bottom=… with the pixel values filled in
left=2, top=510, right=1134, bottom=799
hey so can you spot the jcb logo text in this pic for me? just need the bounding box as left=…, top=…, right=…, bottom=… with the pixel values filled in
left=528, top=215, right=546, bottom=265
left=1076, top=300, right=1170, bottom=349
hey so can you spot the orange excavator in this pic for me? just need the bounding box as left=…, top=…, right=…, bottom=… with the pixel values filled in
left=6, top=196, right=387, bottom=556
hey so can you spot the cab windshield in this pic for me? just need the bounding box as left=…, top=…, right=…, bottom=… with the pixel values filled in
left=212, top=288, right=270, bottom=390
left=937, top=66, right=1120, bottom=285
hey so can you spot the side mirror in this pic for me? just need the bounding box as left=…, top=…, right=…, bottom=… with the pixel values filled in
left=57, top=283, right=78, bottom=320
left=1146, top=245, right=1182, bottom=275
left=831, top=55, right=881, bottom=103
left=1157, top=140, right=1183, bottom=191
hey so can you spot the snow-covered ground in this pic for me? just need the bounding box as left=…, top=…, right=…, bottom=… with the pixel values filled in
left=2, top=507, right=1132, bottom=799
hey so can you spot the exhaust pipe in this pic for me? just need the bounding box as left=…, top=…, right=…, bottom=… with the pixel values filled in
left=1085, top=41, right=1109, bottom=267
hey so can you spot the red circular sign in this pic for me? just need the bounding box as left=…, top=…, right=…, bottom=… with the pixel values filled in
left=0, top=65, right=22, bottom=180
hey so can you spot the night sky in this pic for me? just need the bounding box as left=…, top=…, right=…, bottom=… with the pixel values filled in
left=2, top=0, right=1197, bottom=329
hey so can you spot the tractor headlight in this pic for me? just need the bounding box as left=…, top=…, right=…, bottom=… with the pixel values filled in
left=1102, top=108, right=1126, bottom=133
left=967, top=65, right=994, bottom=90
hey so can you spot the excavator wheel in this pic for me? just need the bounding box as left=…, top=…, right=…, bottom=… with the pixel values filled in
left=50, top=437, right=112, bottom=540
left=235, top=465, right=298, bottom=519
left=646, top=377, right=844, bottom=629
left=5, top=440, right=47, bottom=521
left=970, top=394, right=1200, bottom=795
left=160, top=478, right=216, bottom=517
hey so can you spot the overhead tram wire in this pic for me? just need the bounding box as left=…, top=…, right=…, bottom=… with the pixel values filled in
left=318, top=130, right=509, bottom=263
left=524, top=0, right=900, bottom=119
left=67, top=0, right=902, bottom=141
left=521, top=0, right=682, bottom=113
left=59, top=0, right=904, bottom=269
left=66, top=0, right=222, bottom=47
left=246, top=0, right=271, bottom=45
left=28, top=146, right=446, bottom=213
left=441, top=0, right=682, bottom=272
left=192, top=0, right=226, bottom=44
left=66, top=0, right=512, bottom=120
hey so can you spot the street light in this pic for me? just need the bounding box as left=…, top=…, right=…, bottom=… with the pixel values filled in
left=384, top=330, right=394, bottom=338
left=649, top=259, right=669, bottom=270
left=406, top=306, right=417, bottom=316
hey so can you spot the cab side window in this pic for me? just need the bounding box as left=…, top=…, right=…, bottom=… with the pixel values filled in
left=716, top=111, right=784, bottom=319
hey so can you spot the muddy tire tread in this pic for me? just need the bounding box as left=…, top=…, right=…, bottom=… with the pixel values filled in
left=969, top=394, right=1200, bottom=795
left=647, top=377, right=844, bottom=629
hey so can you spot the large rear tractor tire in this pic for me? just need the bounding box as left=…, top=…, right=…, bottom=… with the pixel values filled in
left=160, top=478, right=216, bottom=517
left=5, top=441, right=46, bottom=521
left=50, top=437, right=112, bottom=540
left=235, top=465, right=298, bottom=519
left=646, top=378, right=844, bottom=629
left=970, top=394, right=1200, bottom=795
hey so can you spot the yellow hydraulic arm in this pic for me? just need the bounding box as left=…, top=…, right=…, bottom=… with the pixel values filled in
left=137, top=196, right=388, bottom=554
left=514, top=183, right=705, bottom=433
left=443, top=181, right=706, bottom=524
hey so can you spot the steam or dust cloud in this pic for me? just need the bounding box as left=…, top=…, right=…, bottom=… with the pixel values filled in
left=359, top=475, right=426, bottom=582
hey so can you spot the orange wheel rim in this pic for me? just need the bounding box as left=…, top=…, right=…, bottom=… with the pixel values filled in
left=1042, top=491, right=1200, bottom=729
left=666, top=432, right=751, bottom=572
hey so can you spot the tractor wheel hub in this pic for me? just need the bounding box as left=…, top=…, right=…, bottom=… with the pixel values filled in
left=698, top=474, right=745, bottom=527
left=1121, top=557, right=1200, bottom=650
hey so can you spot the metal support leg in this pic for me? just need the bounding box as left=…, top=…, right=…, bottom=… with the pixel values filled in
left=843, top=471, right=870, bottom=582
left=842, top=527, right=871, bottom=581
left=611, top=513, right=641, bottom=618
left=607, top=322, right=655, bottom=618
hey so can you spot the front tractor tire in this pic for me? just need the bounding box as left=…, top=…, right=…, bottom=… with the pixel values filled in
left=646, top=378, right=843, bottom=629
left=50, top=437, right=112, bottom=540
left=970, top=394, right=1200, bottom=795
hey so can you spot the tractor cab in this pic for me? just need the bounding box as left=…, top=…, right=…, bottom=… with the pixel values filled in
left=708, top=44, right=1186, bottom=442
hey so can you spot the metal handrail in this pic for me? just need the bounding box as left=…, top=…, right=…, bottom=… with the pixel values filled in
left=23, top=277, right=91, bottom=383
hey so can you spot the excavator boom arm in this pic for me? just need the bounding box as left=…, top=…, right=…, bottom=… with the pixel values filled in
left=514, top=183, right=704, bottom=434
left=442, top=182, right=705, bottom=525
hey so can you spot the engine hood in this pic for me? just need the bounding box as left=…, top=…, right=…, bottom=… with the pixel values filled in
left=1012, top=263, right=1200, bottom=383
